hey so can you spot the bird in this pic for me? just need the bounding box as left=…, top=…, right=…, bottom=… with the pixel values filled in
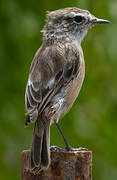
left=25, top=7, right=109, bottom=174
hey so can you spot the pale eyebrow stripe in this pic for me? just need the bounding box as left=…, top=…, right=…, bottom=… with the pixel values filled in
left=70, top=12, right=84, bottom=17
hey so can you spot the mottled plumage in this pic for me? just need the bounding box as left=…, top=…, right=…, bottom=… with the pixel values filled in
left=25, top=7, right=109, bottom=174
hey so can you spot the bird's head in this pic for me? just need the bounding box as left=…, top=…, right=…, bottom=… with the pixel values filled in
left=42, top=7, right=110, bottom=44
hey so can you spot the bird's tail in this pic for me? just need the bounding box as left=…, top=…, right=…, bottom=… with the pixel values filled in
left=30, top=117, right=50, bottom=174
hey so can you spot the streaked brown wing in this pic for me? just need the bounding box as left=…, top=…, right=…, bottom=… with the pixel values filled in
left=25, top=43, right=80, bottom=126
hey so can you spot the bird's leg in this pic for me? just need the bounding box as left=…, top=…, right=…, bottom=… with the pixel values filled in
left=52, top=121, right=88, bottom=152
left=55, top=121, right=72, bottom=151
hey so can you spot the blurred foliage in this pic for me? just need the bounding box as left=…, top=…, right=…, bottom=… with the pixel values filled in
left=0, top=0, right=117, bottom=179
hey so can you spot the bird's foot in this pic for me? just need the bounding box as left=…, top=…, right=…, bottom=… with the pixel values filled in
left=50, top=146, right=66, bottom=152
left=50, top=145, right=88, bottom=152
left=66, top=146, right=88, bottom=151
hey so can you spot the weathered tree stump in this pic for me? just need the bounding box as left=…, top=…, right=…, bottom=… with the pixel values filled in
left=21, top=148, right=92, bottom=180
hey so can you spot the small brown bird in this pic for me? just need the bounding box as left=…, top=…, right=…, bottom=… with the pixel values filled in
left=25, top=7, right=109, bottom=174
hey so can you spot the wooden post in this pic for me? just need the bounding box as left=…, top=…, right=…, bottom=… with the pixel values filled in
left=21, top=148, right=92, bottom=180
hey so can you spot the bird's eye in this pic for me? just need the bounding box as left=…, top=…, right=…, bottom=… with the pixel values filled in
left=74, top=16, right=85, bottom=24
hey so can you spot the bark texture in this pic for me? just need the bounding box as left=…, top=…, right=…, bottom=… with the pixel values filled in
left=21, top=148, right=92, bottom=180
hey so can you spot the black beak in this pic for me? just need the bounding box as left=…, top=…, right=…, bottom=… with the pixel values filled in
left=91, top=18, right=110, bottom=24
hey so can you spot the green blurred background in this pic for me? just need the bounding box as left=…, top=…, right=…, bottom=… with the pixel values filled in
left=0, top=0, right=117, bottom=179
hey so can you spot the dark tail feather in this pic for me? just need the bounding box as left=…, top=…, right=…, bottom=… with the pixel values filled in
left=30, top=119, right=50, bottom=172
left=41, top=123, right=50, bottom=167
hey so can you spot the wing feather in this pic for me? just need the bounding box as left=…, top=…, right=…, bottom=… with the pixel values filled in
left=25, top=43, right=80, bottom=125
